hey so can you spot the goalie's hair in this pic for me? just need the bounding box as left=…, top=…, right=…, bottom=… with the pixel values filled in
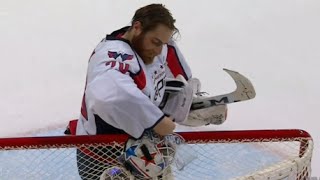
left=131, top=4, right=179, bottom=37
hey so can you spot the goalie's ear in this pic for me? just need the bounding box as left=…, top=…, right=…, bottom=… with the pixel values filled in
left=131, top=21, right=143, bottom=36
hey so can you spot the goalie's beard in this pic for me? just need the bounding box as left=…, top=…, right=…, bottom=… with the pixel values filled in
left=131, top=32, right=155, bottom=65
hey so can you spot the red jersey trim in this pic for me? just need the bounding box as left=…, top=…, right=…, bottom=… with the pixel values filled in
left=166, top=45, right=188, bottom=80
left=131, top=69, right=146, bottom=90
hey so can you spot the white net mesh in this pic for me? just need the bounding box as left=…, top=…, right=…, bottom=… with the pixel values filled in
left=0, top=129, right=313, bottom=180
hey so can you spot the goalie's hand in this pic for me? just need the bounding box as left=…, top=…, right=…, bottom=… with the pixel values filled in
left=160, top=75, right=193, bottom=123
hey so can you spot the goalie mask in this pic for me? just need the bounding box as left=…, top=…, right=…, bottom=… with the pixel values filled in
left=121, top=133, right=183, bottom=179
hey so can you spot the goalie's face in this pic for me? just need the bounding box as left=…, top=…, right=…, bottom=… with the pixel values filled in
left=131, top=22, right=173, bottom=65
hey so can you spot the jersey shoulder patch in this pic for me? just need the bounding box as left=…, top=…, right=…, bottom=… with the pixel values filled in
left=101, top=41, right=141, bottom=74
left=107, top=51, right=134, bottom=61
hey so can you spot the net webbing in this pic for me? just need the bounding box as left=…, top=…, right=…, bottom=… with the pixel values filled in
left=0, top=130, right=313, bottom=180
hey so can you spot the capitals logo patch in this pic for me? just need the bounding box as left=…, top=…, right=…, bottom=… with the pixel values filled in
left=108, top=51, right=133, bottom=61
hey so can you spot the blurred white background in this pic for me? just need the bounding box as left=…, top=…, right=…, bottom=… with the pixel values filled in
left=1, top=0, right=319, bottom=176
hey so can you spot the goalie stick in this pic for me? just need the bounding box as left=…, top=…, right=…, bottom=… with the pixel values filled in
left=191, top=69, right=256, bottom=110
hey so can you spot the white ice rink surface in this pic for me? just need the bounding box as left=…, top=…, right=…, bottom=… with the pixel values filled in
left=0, top=0, right=319, bottom=177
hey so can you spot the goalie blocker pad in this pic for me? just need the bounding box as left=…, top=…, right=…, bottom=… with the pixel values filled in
left=161, top=75, right=193, bottom=124
left=160, top=75, right=227, bottom=127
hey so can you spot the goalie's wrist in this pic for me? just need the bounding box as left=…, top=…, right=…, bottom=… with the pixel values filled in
left=164, top=114, right=175, bottom=122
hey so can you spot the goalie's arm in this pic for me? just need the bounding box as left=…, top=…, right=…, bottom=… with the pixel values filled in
left=86, top=70, right=175, bottom=139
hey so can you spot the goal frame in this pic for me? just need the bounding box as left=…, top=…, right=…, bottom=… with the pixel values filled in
left=0, top=129, right=312, bottom=151
left=0, top=129, right=313, bottom=179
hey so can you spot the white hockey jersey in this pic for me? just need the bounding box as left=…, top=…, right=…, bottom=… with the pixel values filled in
left=76, top=27, right=192, bottom=139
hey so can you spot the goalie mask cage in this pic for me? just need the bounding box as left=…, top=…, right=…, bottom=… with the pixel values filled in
left=0, top=129, right=313, bottom=180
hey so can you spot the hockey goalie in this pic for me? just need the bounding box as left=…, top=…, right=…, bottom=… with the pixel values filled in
left=66, top=68, right=255, bottom=180
left=64, top=4, right=255, bottom=179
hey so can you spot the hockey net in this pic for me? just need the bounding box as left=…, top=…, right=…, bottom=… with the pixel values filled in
left=0, top=129, right=313, bottom=180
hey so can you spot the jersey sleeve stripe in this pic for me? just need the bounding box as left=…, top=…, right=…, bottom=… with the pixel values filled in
left=129, top=53, right=147, bottom=90
left=130, top=70, right=146, bottom=90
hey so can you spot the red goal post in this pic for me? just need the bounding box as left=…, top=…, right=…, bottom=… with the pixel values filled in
left=0, top=129, right=313, bottom=179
